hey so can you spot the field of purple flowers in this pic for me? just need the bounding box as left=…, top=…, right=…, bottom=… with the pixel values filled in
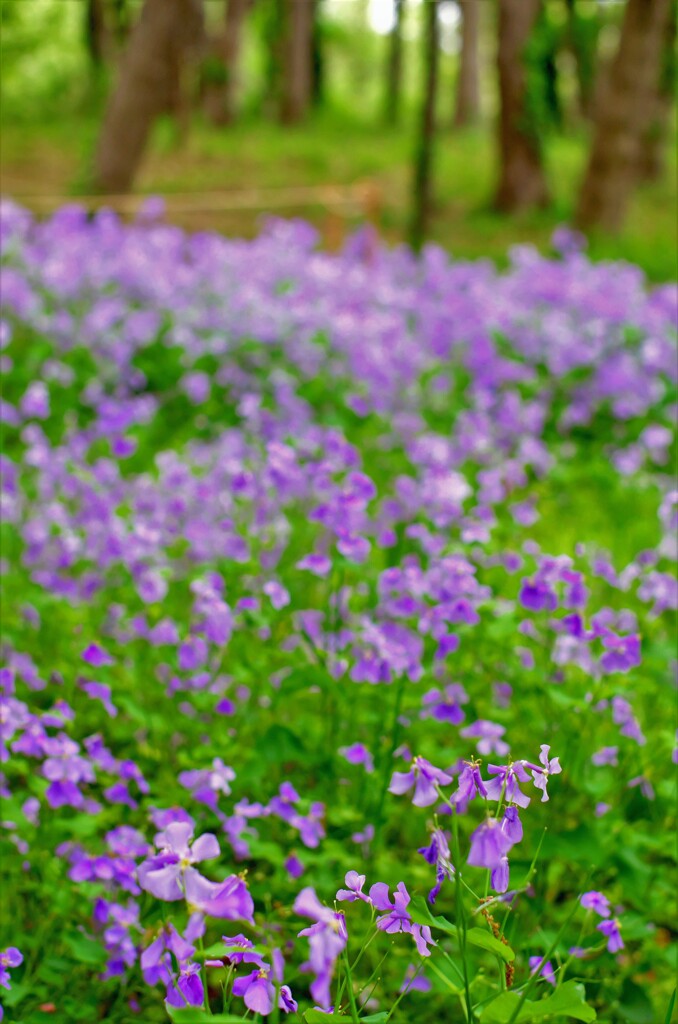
left=0, top=199, right=676, bottom=1023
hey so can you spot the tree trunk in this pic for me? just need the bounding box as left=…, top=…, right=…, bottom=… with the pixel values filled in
left=203, top=0, right=250, bottom=125
left=280, top=0, right=313, bottom=123
left=93, top=0, right=204, bottom=193
left=495, top=0, right=549, bottom=212
left=410, top=0, right=440, bottom=250
left=576, top=0, right=671, bottom=232
left=637, top=0, right=676, bottom=182
left=454, top=0, right=480, bottom=127
left=384, top=0, right=404, bottom=126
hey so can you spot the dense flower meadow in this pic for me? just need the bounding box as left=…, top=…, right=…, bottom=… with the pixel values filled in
left=0, top=199, right=676, bottom=1023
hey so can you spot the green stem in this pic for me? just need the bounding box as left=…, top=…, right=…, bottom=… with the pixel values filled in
left=555, top=909, right=591, bottom=989
left=452, top=810, right=475, bottom=1022
left=385, top=959, right=426, bottom=1022
left=342, top=947, right=361, bottom=1024
left=198, top=935, right=210, bottom=1013
left=371, top=672, right=408, bottom=853
left=506, top=876, right=592, bottom=1024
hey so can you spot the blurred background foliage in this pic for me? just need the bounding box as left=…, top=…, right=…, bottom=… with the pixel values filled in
left=0, top=0, right=675, bottom=280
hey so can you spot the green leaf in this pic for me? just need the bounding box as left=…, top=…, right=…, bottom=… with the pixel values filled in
left=360, top=1014, right=389, bottom=1023
left=618, top=979, right=656, bottom=1023
left=63, top=931, right=107, bottom=966
left=479, top=981, right=596, bottom=1023
left=408, top=895, right=458, bottom=936
left=259, top=723, right=306, bottom=765
left=664, top=989, right=676, bottom=1024
left=167, top=1009, right=246, bottom=1023
left=305, top=1011, right=346, bottom=1023
left=466, top=926, right=515, bottom=962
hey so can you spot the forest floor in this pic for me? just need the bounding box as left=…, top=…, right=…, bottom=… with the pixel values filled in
left=1, top=109, right=676, bottom=281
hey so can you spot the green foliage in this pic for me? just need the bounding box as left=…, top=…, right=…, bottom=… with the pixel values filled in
left=479, top=982, right=597, bottom=1023
left=0, top=0, right=90, bottom=120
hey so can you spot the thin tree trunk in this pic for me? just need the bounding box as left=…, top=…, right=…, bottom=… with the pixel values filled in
left=204, top=0, right=250, bottom=125
left=280, top=0, right=313, bottom=123
left=494, top=0, right=549, bottom=213
left=384, top=0, right=404, bottom=126
left=410, top=0, right=440, bottom=250
left=637, top=0, right=676, bottom=182
left=93, top=0, right=204, bottom=193
left=576, top=0, right=671, bottom=231
left=454, top=0, right=480, bottom=127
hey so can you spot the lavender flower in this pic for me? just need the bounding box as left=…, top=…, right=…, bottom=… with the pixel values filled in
left=137, top=822, right=220, bottom=903
left=580, top=891, right=611, bottom=918
left=294, top=887, right=347, bottom=1010
left=529, top=956, right=556, bottom=985
left=597, top=918, right=624, bottom=953
left=389, top=756, right=454, bottom=807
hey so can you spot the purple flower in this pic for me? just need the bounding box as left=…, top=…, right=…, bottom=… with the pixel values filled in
left=460, top=720, right=509, bottom=757
left=627, top=775, right=655, bottom=800
left=80, top=680, right=117, bottom=717
left=580, top=891, right=611, bottom=918
left=178, top=637, right=208, bottom=672
left=81, top=643, right=114, bottom=667
left=418, top=827, right=454, bottom=903
left=137, top=822, right=220, bottom=903
left=0, top=947, right=22, bottom=991
left=500, top=806, right=523, bottom=845
left=294, top=887, right=347, bottom=1010
left=452, top=761, right=488, bottom=806
left=597, top=918, right=624, bottom=953
left=141, top=924, right=195, bottom=986
left=467, top=819, right=513, bottom=880
left=612, top=697, right=646, bottom=745
left=420, top=684, right=468, bottom=725
left=519, top=578, right=557, bottom=612
left=285, top=854, right=305, bottom=880
left=400, top=963, right=432, bottom=993
left=370, top=882, right=435, bottom=956
left=196, top=874, right=255, bottom=922
left=389, top=756, right=454, bottom=808
left=178, top=758, right=235, bottom=810
left=338, top=743, right=374, bottom=773
left=484, top=762, right=532, bottom=808
left=296, top=553, right=332, bottom=577
left=233, top=969, right=275, bottom=1015
left=434, top=633, right=460, bottom=659
left=591, top=747, right=618, bottom=767
left=232, top=958, right=297, bottom=1017
left=165, top=961, right=204, bottom=1008
left=219, top=934, right=264, bottom=968
left=263, top=580, right=290, bottom=609
left=528, top=745, right=562, bottom=802
left=600, top=633, right=641, bottom=673
left=336, top=870, right=369, bottom=903
left=529, top=956, right=556, bottom=985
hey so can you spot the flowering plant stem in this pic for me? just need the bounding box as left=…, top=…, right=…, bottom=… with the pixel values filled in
left=506, top=881, right=590, bottom=1024
left=371, top=672, right=408, bottom=854
left=452, top=809, right=475, bottom=1021
left=342, top=947, right=361, bottom=1023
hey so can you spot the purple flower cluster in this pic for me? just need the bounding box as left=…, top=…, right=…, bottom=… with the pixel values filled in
left=0, top=204, right=674, bottom=1018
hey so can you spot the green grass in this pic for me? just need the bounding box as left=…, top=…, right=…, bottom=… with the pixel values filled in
left=1, top=106, right=676, bottom=281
